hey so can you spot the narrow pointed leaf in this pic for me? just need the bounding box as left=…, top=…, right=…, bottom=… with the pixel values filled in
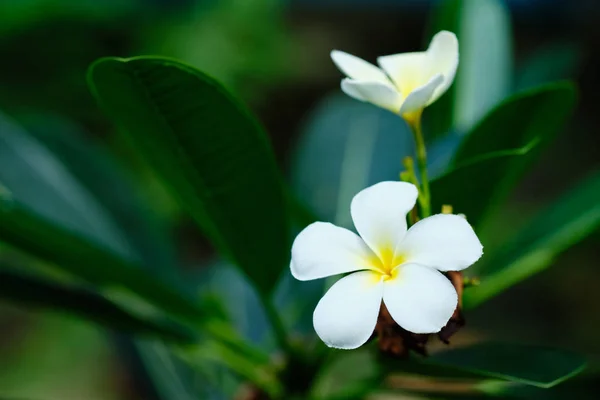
left=24, top=114, right=177, bottom=275
left=464, top=171, right=600, bottom=308
left=0, top=189, right=206, bottom=324
left=88, top=56, right=288, bottom=294
left=424, top=0, right=512, bottom=137
left=0, top=267, right=196, bottom=342
left=429, top=342, right=586, bottom=388
left=431, top=83, right=576, bottom=228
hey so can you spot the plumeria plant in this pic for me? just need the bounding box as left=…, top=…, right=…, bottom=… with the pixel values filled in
left=1, top=1, right=599, bottom=399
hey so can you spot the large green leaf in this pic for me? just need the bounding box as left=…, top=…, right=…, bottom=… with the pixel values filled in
left=464, top=171, right=600, bottom=308
left=0, top=267, right=195, bottom=343
left=88, top=56, right=288, bottom=294
left=431, top=83, right=576, bottom=228
left=0, top=188, right=205, bottom=325
left=425, top=0, right=512, bottom=137
left=428, top=342, right=586, bottom=388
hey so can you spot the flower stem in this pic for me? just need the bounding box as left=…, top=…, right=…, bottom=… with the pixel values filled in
left=407, top=114, right=431, bottom=218
left=259, top=292, right=294, bottom=357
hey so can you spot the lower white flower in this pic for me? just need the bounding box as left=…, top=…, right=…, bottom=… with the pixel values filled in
left=290, top=181, right=483, bottom=349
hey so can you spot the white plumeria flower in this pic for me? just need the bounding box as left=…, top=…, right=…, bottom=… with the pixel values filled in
left=290, top=181, right=482, bottom=350
left=331, top=31, right=459, bottom=120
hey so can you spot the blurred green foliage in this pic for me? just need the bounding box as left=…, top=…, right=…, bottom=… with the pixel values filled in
left=0, top=0, right=597, bottom=399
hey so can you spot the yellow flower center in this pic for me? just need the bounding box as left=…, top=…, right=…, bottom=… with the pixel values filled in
left=368, top=246, right=405, bottom=282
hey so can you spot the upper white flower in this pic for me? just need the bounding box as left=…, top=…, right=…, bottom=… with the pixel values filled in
left=290, top=181, right=482, bottom=350
left=331, top=31, right=459, bottom=119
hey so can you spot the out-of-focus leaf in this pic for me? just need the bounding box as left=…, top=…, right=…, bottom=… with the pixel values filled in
left=515, top=41, right=583, bottom=92
left=425, top=0, right=512, bottom=136
left=464, top=171, right=600, bottom=308
left=197, top=261, right=272, bottom=349
left=431, top=83, right=576, bottom=229
left=291, top=93, right=413, bottom=228
left=23, top=114, right=177, bottom=275
left=0, top=112, right=134, bottom=260
left=135, top=340, right=231, bottom=400
left=88, top=56, right=288, bottom=295
left=0, top=267, right=195, bottom=343
left=428, top=342, right=586, bottom=388
left=453, top=0, right=512, bottom=132
left=0, top=189, right=205, bottom=325
left=0, top=312, right=116, bottom=399
left=310, top=348, right=381, bottom=400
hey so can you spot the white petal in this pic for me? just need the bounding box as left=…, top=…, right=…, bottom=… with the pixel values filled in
left=399, top=74, right=444, bottom=115
left=350, top=181, right=418, bottom=261
left=341, top=79, right=402, bottom=112
left=383, top=263, right=457, bottom=334
left=331, top=50, right=391, bottom=84
left=314, top=271, right=383, bottom=349
left=291, top=222, right=376, bottom=281
left=396, top=214, right=483, bottom=272
left=426, top=30, right=459, bottom=105
left=377, top=52, right=428, bottom=97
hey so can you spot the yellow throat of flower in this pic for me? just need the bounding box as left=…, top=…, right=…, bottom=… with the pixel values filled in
left=369, top=247, right=405, bottom=281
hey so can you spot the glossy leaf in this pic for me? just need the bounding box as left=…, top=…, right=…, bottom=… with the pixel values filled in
left=429, top=342, right=586, bottom=388
left=431, top=83, right=576, bottom=228
left=88, top=56, right=288, bottom=294
left=0, top=267, right=195, bottom=343
left=464, top=171, right=600, bottom=308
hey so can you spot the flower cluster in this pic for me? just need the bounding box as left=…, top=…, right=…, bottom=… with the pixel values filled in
left=290, top=32, right=483, bottom=350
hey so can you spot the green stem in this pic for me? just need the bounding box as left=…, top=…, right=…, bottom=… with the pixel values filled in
left=407, top=115, right=431, bottom=218
left=259, top=292, right=294, bottom=357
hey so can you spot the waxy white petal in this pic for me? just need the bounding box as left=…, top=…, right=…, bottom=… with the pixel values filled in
left=377, top=30, right=458, bottom=107
left=377, top=52, right=427, bottom=96
left=426, top=30, right=459, bottom=105
left=341, top=79, right=403, bottom=112
left=331, top=50, right=391, bottom=84
left=291, top=222, right=376, bottom=281
left=399, top=74, right=444, bottom=115
left=383, top=263, right=457, bottom=333
left=396, top=214, right=483, bottom=272
left=314, top=271, right=383, bottom=349
left=350, top=181, right=418, bottom=260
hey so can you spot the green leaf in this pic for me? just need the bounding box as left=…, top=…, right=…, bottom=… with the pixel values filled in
left=310, top=348, right=381, bottom=400
left=291, top=93, right=412, bottom=228
left=22, top=114, right=177, bottom=275
left=464, top=171, right=600, bottom=308
left=515, top=41, right=583, bottom=92
left=0, top=188, right=206, bottom=325
left=0, top=267, right=196, bottom=343
left=0, top=111, right=133, bottom=260
left=428, top=342, right=586, bottom=388
left=88, top=56, right=288, bottom=294
left=431, top=83, right=576, bottom=228
left=425, top=0, right=512, bottom=136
